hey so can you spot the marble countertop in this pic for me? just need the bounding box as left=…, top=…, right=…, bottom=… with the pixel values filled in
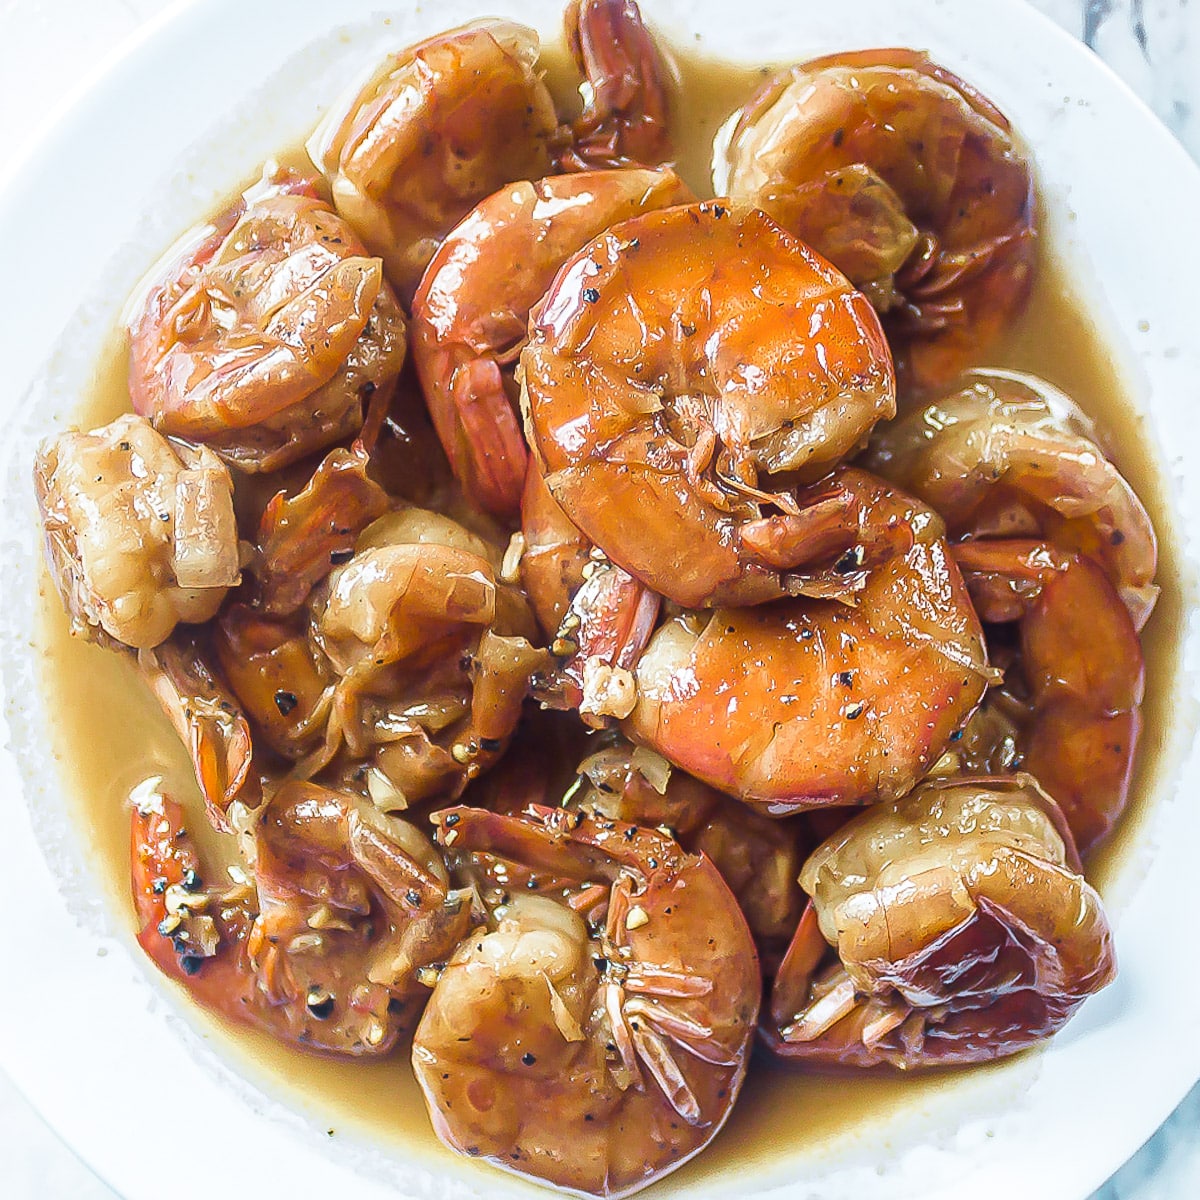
left=1, top=0, right=1197, bottom=1196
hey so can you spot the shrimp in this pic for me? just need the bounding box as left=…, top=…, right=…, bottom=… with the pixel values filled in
left=129, top=167, right=407, bottom=473
left=720, top=50, right=1035, bottom=392
left=520, top=200, right=897, bottom=607
left=557, top=0, right=674, bottom=171
left=412, top=805, right=760, bottom=1197
left=307, top=21, right=558, bottom=302
left=131, top=779, right=472, bottom=1053
left=865, top=369, right=1159, bottom=629
left=621, top=470, right=991, bottom=812
left=304, top=508, right=549, bottom=808
left=572, top=739, right=807, bottom=955
left=34, top=414, right=239, bottom=650
left=952, top=540, right=1144, bottom=852
left=411, top=167, right=693, bottom=519
left=138, top=630, right=260, bottom=828
left=763, top=775, right=1115, bottom=1069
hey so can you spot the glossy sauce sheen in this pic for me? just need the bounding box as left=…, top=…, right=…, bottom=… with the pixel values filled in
left=37, top=37, right=1182, bottom=1187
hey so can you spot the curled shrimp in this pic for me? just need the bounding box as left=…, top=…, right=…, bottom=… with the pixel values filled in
left=413, top=805, right=760, bottom=1197
left=865, top=369, right=1159, bottom=629
left=764, top=774, right=1115, bottom=1069
left=520, top=200, right=896, bottom=607
left=557, top=0, right=673, bottom=171
left=308, top=21, right=559, bottom=301
left=303, top=508, right=548, bottom=807
left=621, top=470, right=990, bottom=812
left=34, top=414, right=239, bottom=650
left=129, top=168, right=407, bottom=472
left=720, top=50, right=1035, bottom=392
left=952, top=539, right=1144, bottom=852
left=131, top=780, right=472, bottom=1053
left=411, top=166, right=693, bottom=519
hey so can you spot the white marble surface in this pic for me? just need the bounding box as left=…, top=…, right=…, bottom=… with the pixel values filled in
left=1, top=0, right=1197, bottom=1196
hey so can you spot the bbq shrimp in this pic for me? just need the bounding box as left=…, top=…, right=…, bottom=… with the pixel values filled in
left=128, top=168, right=407, bottom=473
left=721, top=50, right=1035, bottom=391
left=521, top=200, right=897, bottom=607
left=764, top=775, right=1115, bottom=1068
left=413, top=805, right=760, bottom=1197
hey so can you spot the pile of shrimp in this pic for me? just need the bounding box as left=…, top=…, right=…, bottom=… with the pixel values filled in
left=34, top=2, right=1157, bottom=1196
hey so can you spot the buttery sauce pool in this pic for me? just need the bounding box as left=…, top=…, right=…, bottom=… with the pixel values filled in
left=35, top=34, right=1182, bottom=1195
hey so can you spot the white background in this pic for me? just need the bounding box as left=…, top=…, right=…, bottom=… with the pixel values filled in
left=1, top=0, right=1197, bottom=1196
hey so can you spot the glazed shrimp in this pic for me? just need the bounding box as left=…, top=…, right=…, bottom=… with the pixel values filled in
left=308, top=21, right=558, bottom=301
left=557, top=0, right=674, bottom=171
left=131, top=780, right=472, bottom=1053
left=721, top=50, right=1035, bottom=391
left=764, top=775, right=1115, bottom=1069
left=411, top=166, right=693, bottom=519
left=621, top=470, right=990, bottom=812
left=34, top=414, right=239, bottom=650
left=129, top=168, right=407, bottom=472
left=521, top=201, right=896, bottom=607
left=413, top=805, right=760, bottom=1198
left=952, top=540, right=1144, bottom=852
left=865, top=369, right=1159, bottom=629
left=304, top=508, right=548, bottom=806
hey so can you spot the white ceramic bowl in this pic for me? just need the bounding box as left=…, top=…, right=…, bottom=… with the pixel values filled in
left=2, top=1, right=1198, bottom=1197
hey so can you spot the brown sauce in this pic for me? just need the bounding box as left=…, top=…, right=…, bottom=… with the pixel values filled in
left=35, top=33, right=1183, bottom=1194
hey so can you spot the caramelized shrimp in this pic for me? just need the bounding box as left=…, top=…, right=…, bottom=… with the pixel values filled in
left=558, top=0, right=673, bottom=171
left=764, top=775, right=1115, bottom=1069
left=308, top=21, right=558, bottom=301
left=304, top=508, right=548, bottom=806
left=521, top=201, right=896, bottom=607
left=953, top=540, right=1144, bottom=851
left=622, top=471, right=990, bottom=812
left=866, top=369, right=1159, bottom=628
left=413, top=805, right=760, bottom=1197
left=131, top=780, right=472, bottom=1053
left=411, top=167, right=692, bottom=518
left=129, top=168, right=407, bottom=472
left=34, top=414, right=239, bottom=650
left=721, top=50, right=1035, bottom=391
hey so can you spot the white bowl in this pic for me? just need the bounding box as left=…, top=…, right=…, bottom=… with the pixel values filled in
left=1, top=1, right=1198, bottom=1198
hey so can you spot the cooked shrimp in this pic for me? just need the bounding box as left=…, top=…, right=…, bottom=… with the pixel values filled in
left=411, top=167, right=693, bottom=518
left=557, top=0, right=673, bottom=171
left=131, top=779, right=472, bottom=1053
left=520, top=201, right=896, bottom=607
left=129, top=168, right=407, bottom=473
left=34, top=414, right=239, bottom=650
left=308, top=21, right=558, bottom=301
left=572, top=739, right=806, bottom=953
left=764, top=774, right=1115, bottom=1069
left=413, top=805, right=760, bottom=1197
left=304, top=508, right=548, bottom=807
left=865, top=369, right=1159, bottom=629
left=621, top=470, right=990, bottom=812
left=952, top=539, right=1144, bottom=851
left=720, top=50, right=1035, bottom=391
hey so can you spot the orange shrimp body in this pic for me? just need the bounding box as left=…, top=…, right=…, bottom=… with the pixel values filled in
left=722, top=50, right=1035, bottom=392
left=953, top=540, right=1145, bottom=852
left=624, top=472, right=989, bottom=813
left=413, top=805, right=760, bottom=1198
left=129, top=169, right=407, bottom=472
left=411, top=167, right=692, bottom=519
left=764, top=775, right=1115, bottom=1069
left=521, top=201, right=896, bottom=608
left=308, top=20, right=559, bottom=301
